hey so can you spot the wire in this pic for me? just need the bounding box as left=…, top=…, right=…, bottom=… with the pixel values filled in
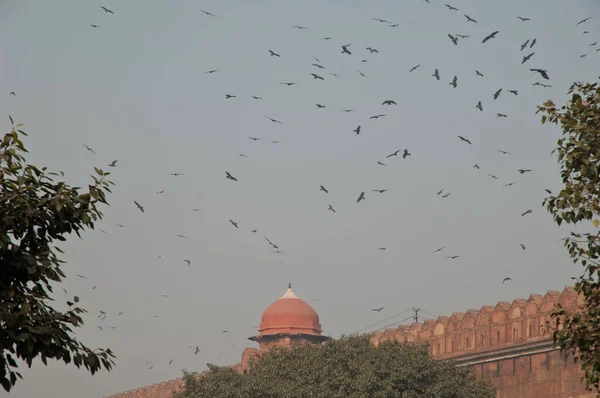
left=352, top=308, right=412, bottom=334
left=418, top=308, right=439, bottom=319
left=372, top=315, right=418, bottom=333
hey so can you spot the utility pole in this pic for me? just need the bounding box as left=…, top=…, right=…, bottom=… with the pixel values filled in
left=412, top=308, right=421, bottom=323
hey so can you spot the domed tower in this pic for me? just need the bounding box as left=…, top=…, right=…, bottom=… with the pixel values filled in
left=248, top=284, right=329, bottom=353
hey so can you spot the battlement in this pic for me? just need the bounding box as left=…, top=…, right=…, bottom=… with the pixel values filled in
left=369, top=286, right=582, bottom=360
left=106, top=377, right=185, bottom=398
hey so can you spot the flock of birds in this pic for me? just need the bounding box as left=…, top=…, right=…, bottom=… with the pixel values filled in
left=6, top=1, right=598, bottom=385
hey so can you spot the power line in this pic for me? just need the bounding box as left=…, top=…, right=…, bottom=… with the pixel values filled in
left=352, top=308, right=412, bottom=334
left=372, top=314, right=418, bottom=333
left=418, top=307, right=439, bottom=319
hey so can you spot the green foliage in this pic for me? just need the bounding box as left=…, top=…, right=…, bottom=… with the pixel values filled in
left=175, top=335, right=496, bottom=398
left=0, top=116, right=115, bottom=391
left=538, top=81, right=600, bottom=391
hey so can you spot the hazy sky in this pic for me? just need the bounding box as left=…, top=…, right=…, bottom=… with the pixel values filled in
left=2, top=0, right=599, bottom=397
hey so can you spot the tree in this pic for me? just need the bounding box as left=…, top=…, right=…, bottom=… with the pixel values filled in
left=538, top=81, right=600, bottom=391
left=0, top=116, right=116, bottom=391
left=175, top=335, right=496, bottom=398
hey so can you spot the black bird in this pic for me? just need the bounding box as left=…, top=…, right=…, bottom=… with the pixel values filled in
left=508, top=90, right=518, bottom=95
left=250, top=229, right=257, bottom=233
left=371, top=307, right=385, bottom=312
left=493, top=88, right=502, bottom=100
left=387, top=150, right=401, bottom=158
left=449, top=76, right=457, bottom=88
left=134, top=201, right=145, bottom=213
left=456, top=34, right=470, bottom=39
left=279, top=82, right=297, bottom=86
left=530, top=38, right=537, bottom=48
left=225, top=171, right=238, bottom=181
left=320, top=185, right=329, bottom=193
left=464, top=15, right=477, bottom=23
left=382, top=100, right=397, bottom=106
left=518, top=169, right=532, bottom=174
left=544, top=189, right=552, bottom=194
left=168, top=172, right=183, bottom=176
left=9, top=92, right=15, bottom=96
left=516, top=16, right=531, bottom=22
left=522, top=52, right=535, bottom=64
left=184, top=259, right=191, bottom=266
left=445, top=4, right=458, bottom=11
left=437, top=189, right=444, bottom=196
left=357, top=69, right=366, bottom=77
left=204, top=69, right=219, bottom=74
left=377, top=161, right=386, bottom=166
left=520, top=40, right=530, bottom=51
left=473, top=164, right=480, bottom=169
left=330, top=73, right=342, bottom=78
left=237, top=153, right=248, bottom=158
left=264, top=115, right=283, bottom=124
left=90, top=24, right=101, bottom=28
left=354, top=125, right=361, bottom=135
left=502, top=277, right=513, bottom=284
left=442, top=193, right=451, bottom=198
left=311, top=73, right=325, bottom=80
left=312, top=63, right=325, bottom=69
left=341, top=109, right=355, bottom=112
left=448, top=34, right=458, bottom=46
left=264, top=236, right=278, bottom=249
left=433, top=69, right=440, bottom=80
left=389, top=23, right=399, bottom=28
left=482, top=31, right=499, bottom=44
left=341, top=44, right=352, bottom=55
left=497, top=113, right=508, bottom=118
left=530, top=68, right=549, bottom=79
left=316, top=104, right=326, bottom=108
left=475, top=70, right=484, bottom=77
left=497, top=150, right=512, bottom=155
left=357, top=192, right=366, bottom=203
left=100, top=6, right=114, bottom=14
left=366, top=47, right=379, bottom=53
left=369, top=114, right=385, bottom=119
left=169, top=359, right=174, bottom=365
left=503, top=181, right=517, bottom=187
left=446, top=255, right=460, bottom=260
left=410, top=64, right=421, bottom=72
left=432, top=246, right=446, bottom=253
left=201, top=10, right=216, bottom=17
left=533, top=82, right=552, bottom=88
left=488, top=174, right=498, bottom=180
left=108, top=160, right=118, bottom=167
left=252, top=96, right=263, bottom=100
left=580, top=54, right=587, bottom=59
left=458, top=136, right=472, bottom=145
left=229, top=219, right=239, bottom=228
left=521, top=209, right=532, bottom=216
left=248, top=136, right=260, bottom=141
left=373, top=18, right=391, bottom=23
left=268, top=50, right=281, bottom=57
left=176, top=234, right=188, bottom=239
left=225, top=94, right=236, bottom=99
left=373, top=189, right=388, bottom=194
left=83, top=144, right=96, bottom=154
left=328, top=204, right=336, bottom=213
left=577, top=17, right=591, bottom=25
left=292, top=25, right=309, bottom=30
left=403, top=149, right=411, bottom=159
left=476, top=101, right=483, bottom=111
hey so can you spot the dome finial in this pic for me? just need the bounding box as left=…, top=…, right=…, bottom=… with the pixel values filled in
left=289, top=282, right=292, bottom=289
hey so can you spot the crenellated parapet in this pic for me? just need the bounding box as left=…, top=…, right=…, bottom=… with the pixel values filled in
left=384, top=287, right=582, bottom=360
left=105, top=376, right=186, bottom=398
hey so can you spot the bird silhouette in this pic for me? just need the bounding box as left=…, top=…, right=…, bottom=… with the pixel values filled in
left=9, top=92, right=15, bottom=96
left=530, top=38, right=537, bottom=48
left=476, top=101, right=483, bottom=111
left=577, top=17, right=591, bottom=25
left=502, top=277, right=513, bottom=284
left=377, top=161, right=386, bottom=166
left=90, top=24, right=101, bottom=28
left=387, top=150, right=401, bottom=158
left=432, top=246, right=446, bottom=254
left=442, top=192, right=451, bottom=198
left=508, top=90, right=518, bottom=95
left=382, top=100, right=397, bottom=106
left=108, top=160, right=118, bottom=167
left=517, top=16, right=531, bottom=22
left=328, top=204, right=336, bottom=213
left=252, top=96, right=263, bottom=100
left=225, top=171, right=238, bottom=181
left=357, top=69, right=366, bottom=77
left=518, top=169, right=532, bottom=174
left=521, top=209, right=532, bottom=216
left=204, top=69, right=220, bottom=74
left=488, top=174, right=498, bottom=180
left=373, top=18, right=390, bottom=23
left=168, top=172, right=183, bottom=176
left=279, top=82, right=297, bottom=86
left=236, top=153, right=248, bottom=158
left=482, top=31, right=499, bottom=44
left=225, top=94, right=236, bottom=99
left=292, top=25, right=309, bottom=30
left=410, top=64, right=421, bottom=72
left=366, top=47, right=379, bottom=53
left=533, top=82, right=552, bottom=88
left=433, top=69, right=440, bottom=80
left=520, top=40, right=530, bottom=51
left=229, top=220, right=239, bottom=228
left=445, top=4, right=458, bottom=11
left=264, top=115, right=284, bottom=124
left=446, top=255, right=460, bottom=260
left=357, top=192, right=366, bottom=203
left=311, top=73, right=325, bottom=80
left=312, top=63, right=325, bottom=69
left=503, top=181, right=517, bottom=187
left=522, top=52, right=535, bottom=64
left=316, top=104, right=326, bottom=108
left=354, top=125, right=361, bottom=135
left=176, top=234, right=188, bottom=239
left=520, top=244, right=526, bottom=250
left=473, top=164, right=480, bottom=169
left=264, top=236, right=278, bottom=249
left=449, top=76, right=458, bottom=88
left=497, top=150, right=512, bottom=155
left=369, top=114, right=386, bottom=119
left=403, top=149, right=411, bottom=159
left=341, top=44, right=352, bottom=55
left=134, top=201, right=145, bottom=213
left=448, top=34, right=458, bottom=46
left=475, top=70, right=484, bottom=77
left=320, top=185, right=329, bottom=194
left=268, top=50, right=281, bottom=57
left=458, top=136, right=472, bottom=145
left=100, top=6, right=114, bottom=14
left=250, top=229, right=258, bottom=233
left=437, top=189, right=444, bottom=196
left=530, top=68, right=550, bottom=80
left=248, top=137, right=260, bottom=141
left=497, top=113, right=508, bottom=118
left=464, top=15, right=477, bottom=23
left=373, top=189, right=388, bottom=194
left=83, top=144, right=96, bottom=154
left=200, top=10, right=216, bottom=17
left=493, top=89, right=502, bottom=100
left=371, top=307, right=385, bottom=312
left=184, top=259, right=191, bottom=266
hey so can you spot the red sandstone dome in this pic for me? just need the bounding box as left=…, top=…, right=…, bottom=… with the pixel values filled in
left=258, top=284, right=322, bottom=337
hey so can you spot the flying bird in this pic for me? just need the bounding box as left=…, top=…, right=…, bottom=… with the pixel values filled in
left=366, top=47, right=379, bottom=53
left=229, top=220, right=239, bottom=228
left=236, top=153, right=248, bottom=158
left=517, top=16, right=531, bottom=22
left=433, top=69, right=440, bottom=80
left=530, top=68, right=550, bottom=80
left=373, top=189, right=388, bottom=194
left=508, top=90, right=518, bottom=95
left=134, top=200, right=145, bottom=213
left=522, top=52, right=535, bottom=64
left=458, top=136, right=471, bottom=144
left=577, top=17, right=591, bottom=25
left=497, top=113, right=508, bottom=118
left=369, top=114, right=386, bottom=119
left=328, top=204, right=336, bottom=213
left=497, top=150, right=512, bottom=155
left=354, top=125, right=361, bottom=135
left=530, top=38, right=537, bottom=48
left=200, top=10, right=216, bottom=17
left=456, top=34, right=470, bottom=39
left=521, top=209, right=533, bottom=216
left=520, top=244, right=526, bottom=250
left=445, top=4, right=458, bottom=11
left=437, top=189, right=444, bottom=196
left=371, top=307, right=385, bottom=312
left=488, top=174, right=498, bottom=180
left=502, top=277, right=513, bottom=284
left=518, top=169, right=532, bottom=174
left=432, top=246, right=446, bottom=254
left=357, top=192, right=366, bottom=203
left=446, top=255, right=460, bottom=260
left=176, top=234, right=188, bottom=239
left=100, top=6, right=114, bottom=14
left=83, top=144, right=96, bottom=154
left=442, top=193, right=451, bottom=198
left=520, top=40, right=530, bottom=51
left=320, top=185, right=329, bottom=194
left=225, top=171, right=237, bottom=181
left=292, top=25, right=309, bottom=30
left=108, top=160, right=118, bottom=167
left=482, top=31, right=499, bottom=44
left=410, top=64, right=421, bottom=72
left=475, top=70, right=484, bottom=77
left=279, top=82, right=297, bottom=86
left=373, top=18, right=391, bottom=23
left=533, top=82, right=552, bottom=88
left=250, top=229, right=257, bottom=233
left=9, top=92, right=15, bottom=96
left=503, top=181, right=517, bottom=187
left=311, top=73, right=325, bottom=80
left=204, top=69, right=220, bottom=74
left=476, top=101, right=483, bottom=111
left=382, top=100, right=397, bottom=106
left=387, top=150, right=401, bottom=158
left=493, top=88, right=502, bottom=100
left=448, top=34, right=458, bottom=45
left=341, top=44, right=352, bottom=55
left=473, top=164, right=480, bottom=169
left=225, top=94, right=236, bottom=99
left=184, top=259, right=191, bottom=266
left=264, top=236, right=278, bottom=249
left=316, top=104, right=326, bottom=108
left=252, top=96, right=263, bottom=100
left=377, top=161, right=386, bottom=166
left=464, top=15, right=477, bottom=23
left=264, top=115, right=284, bottom=124
left=90, top=24, right=101, bottom=28
left=248, top=137, right=260, bottom=141
left=312, top=64, right=325, bottom=69
left=449, top=76, right=457, bottom=88
left=403, top=149, right=411, bottom=159
left=341, top=109, right=355, bottom=112
left=168, top=172, right=183, bottom=176
left=268, top=50, right=281, bottom=57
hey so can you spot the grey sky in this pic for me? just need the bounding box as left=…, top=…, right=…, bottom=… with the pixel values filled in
left=2, top=0, right=599, bottom=396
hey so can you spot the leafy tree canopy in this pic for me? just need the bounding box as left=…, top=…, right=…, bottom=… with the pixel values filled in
left=538, top=81, right=600, bottom=391
left=0, top=117, right=115, bottom=391
left=175, top=334, right=495, bottom=398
